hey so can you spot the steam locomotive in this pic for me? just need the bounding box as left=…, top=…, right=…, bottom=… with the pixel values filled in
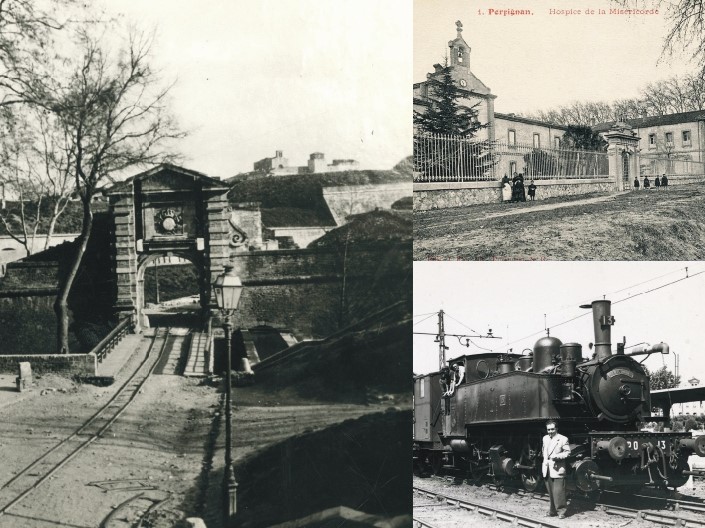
left=413, top=300, right=705, bottom=493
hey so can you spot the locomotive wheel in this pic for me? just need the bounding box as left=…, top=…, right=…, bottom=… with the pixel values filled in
left=429, top=453, right=443, bottom=475
left=521, top=470, right=543, bottom=492
left=469, top=461, right=487, bottom=485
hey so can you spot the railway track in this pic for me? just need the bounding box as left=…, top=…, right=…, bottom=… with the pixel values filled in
left=420, top=475, right=705, bottom=527
left=413, top=486, right=561, bottom=528
left=0, top=328, right=175, bottom=520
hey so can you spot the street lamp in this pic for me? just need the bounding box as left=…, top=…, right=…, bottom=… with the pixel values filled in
left=213, top=264, right=244, bottom=525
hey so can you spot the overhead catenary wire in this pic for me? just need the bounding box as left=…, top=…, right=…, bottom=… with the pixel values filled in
left=413, top=313, right=437, bottom=327
left=537, top=265, right=704, bottom=320
left=502, top=267, right=705, bottom=349
left=444, top=312, right=479, bottom=334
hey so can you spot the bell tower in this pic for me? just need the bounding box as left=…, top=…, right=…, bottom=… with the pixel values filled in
left=448, top=20, right=470, bottom=69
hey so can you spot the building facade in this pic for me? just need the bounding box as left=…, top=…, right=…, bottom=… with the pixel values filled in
left=252, top=150, right=359, bottom=176
left=676, top=377, right=705, bottom=417
left=595, top=112, right=705, bottom=177
left=413, top=20, right=567, bottom=167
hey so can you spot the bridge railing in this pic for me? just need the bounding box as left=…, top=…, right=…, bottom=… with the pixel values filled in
left=90, top=316, right=133, bottom=363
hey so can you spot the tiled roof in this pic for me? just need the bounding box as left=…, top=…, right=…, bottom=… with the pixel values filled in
left=593, top=110, right=705, bottom=132
left=495, top=113, right=569, bottom=130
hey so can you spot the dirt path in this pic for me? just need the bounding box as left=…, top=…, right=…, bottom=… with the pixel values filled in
left=414, top=185, right=705, bottom=261
left=0, top=354, right=402, bottom=527
left=475, top=192, right=628, bottom=220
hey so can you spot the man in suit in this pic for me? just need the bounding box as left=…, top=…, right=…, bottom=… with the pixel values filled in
left=542, top=420, right=571, bottom=518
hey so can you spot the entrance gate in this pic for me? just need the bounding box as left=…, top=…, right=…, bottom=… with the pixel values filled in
left=106, top=164, right=233, bottom=331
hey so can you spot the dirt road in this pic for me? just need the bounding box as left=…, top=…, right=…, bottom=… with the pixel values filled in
left=0, top=347, right=402, bottom=527
left=414, top=185, right=705, bottom=260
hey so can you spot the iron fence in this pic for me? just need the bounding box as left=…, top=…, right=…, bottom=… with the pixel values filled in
left=639, top=155, right=705, bottom=180
left=414, top=133, right=610, bottom=183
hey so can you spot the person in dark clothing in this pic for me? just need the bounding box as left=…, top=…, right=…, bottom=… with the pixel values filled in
left=655, top=175, right=661, bottom=189
left=513, top=173, right=526, bottom=202
left=644, top=176, right=650, bottom=189
left=662, top=174, right=669, bottom=188
left=528, top=180, right=537, bottom=201
left=634, top=177, right=640, bottom=190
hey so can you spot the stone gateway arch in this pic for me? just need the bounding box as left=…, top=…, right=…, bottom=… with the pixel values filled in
left=105, top=164, right=232, bottom=331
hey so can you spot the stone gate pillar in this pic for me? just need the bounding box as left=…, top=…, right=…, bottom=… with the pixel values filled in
left=105, top=164, right=231, bottom=333
left=603, top=122, right=640, bottom=191
left=110, top=191, right=139, bottom=323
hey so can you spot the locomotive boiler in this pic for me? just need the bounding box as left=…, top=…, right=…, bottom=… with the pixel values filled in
left=413, top=300, right=705, bottom=493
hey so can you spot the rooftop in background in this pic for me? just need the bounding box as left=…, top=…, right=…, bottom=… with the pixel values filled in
left=594, top=110, right=705, bottom=132
left=495, top=112, right=569, bottom=130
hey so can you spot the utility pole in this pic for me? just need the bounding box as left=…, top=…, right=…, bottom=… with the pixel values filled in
left=437, top=309, right=447, bottom=370
left=414, top=310, right=501, bottom=372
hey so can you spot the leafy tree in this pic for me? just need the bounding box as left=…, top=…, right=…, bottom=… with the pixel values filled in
left=562, top=125, right=607, bottom=152
left=413, top=61, right=494, bottom=180
left=41, top=29, right=183, bottom=353
left=645, top=365, right=680, bottom=390
left=685, top=417, right=699, bottom=431
left=413, top=63, right=484, bottom=136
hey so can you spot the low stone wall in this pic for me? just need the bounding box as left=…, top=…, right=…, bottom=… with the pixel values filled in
left=413, top=178, right=617, bottom=210
left=667, top=174, right=702, bottom=186
left=0, top=353, right=96, bottom=376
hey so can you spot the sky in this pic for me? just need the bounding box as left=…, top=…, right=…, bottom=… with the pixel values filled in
left=97, top=0, right=412, bottom=178
left=414, top=261, right=705, bottom=385
left=414, top=0, right=696, bottom=115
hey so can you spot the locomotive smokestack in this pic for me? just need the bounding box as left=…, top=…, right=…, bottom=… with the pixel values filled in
left=581, top=300, right=615, bottom=361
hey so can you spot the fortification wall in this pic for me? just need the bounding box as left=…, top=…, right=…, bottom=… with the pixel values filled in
left=0, top=243, right=411, bottom=348
left=323, top=182, right=412, bottom=224
left=227, top=243, right=411, bottom=337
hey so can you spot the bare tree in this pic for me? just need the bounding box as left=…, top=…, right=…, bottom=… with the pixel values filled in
left=612, top=98, right=649, bottom=120
left=0, top=0, right=77, bottom=107
left=527, top=74, right=705, bottom=126
left=662, top=0, right=705, bottom=72
left=43, top=29, right=184, bottom=353
left=614, top=0, right=705, bottom=74
left=0, top=105, right=76, bottom=255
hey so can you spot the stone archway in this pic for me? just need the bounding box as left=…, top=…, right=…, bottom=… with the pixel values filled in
left=136, top=250, right=204, bottom=328
left=105, top=164, right=232, bottom=332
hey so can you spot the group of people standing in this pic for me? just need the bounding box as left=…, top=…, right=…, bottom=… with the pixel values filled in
left=502, top=173, right=537, bottom=203
left=634, top=173, right=669, bottom=190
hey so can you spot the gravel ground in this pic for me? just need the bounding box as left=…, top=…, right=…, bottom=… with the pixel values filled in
left=414, top=185, right=705, bottom=261
left=413, top=475, right=705, bottom=528
left=0, top=341, right=407, bottom=527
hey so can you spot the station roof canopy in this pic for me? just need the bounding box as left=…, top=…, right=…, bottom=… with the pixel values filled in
left=651, top=386, right=705, bottom=406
